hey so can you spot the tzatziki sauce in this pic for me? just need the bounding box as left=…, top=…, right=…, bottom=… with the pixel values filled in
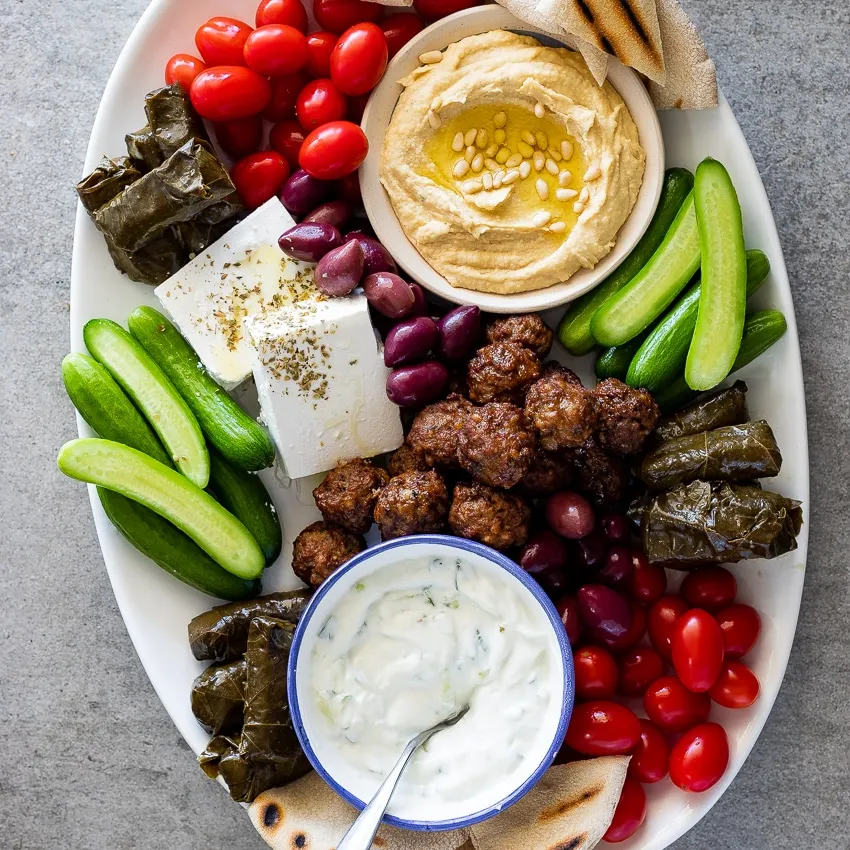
left=307, top=553, right=563, bottom=821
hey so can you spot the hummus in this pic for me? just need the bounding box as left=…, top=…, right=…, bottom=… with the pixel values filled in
left=379, top=31, right=646, bottom=295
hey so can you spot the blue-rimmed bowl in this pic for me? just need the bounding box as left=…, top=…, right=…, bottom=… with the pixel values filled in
left=287, top=534, right=574, bottom=832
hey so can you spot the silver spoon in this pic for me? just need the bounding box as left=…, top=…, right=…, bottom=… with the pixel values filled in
left=336, top=705, right=470, bottom=850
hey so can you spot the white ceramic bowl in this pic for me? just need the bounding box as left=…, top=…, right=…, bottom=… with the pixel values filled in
left=359, top=5, right=664, bottom=314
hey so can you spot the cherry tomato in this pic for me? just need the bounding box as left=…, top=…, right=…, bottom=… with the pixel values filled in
left=256, top=0, right=308, bottom=32
left=628, top=719, right=669, bottom=784
left=595, top=601, right=645, bottom=651
left=710, top=660, right=760, bottom=708
left=564, top=701, right=640, bottom=756
left=244, top=25, right=308, bottom=76
left=269, top=119, right=307, bottom=167
left=296, top=79, right=348, bottom=131
left=230, top=151, right=291, bottom=209
left=195, top=17, right=254, bottom=67
left=618, top=646, right=665, bottom=697
left=191, top=67, right=271, bottom=122
left=669, top=722, right=729, bottom=793
left=306, top=31, right=338, bottom=78
left=574, top=646, right=619, bottom=700
left=214, top=116, right=263, bottom=159
left=314, top=0, right=383, bottom=33
left=629, top=550, right=667, bottom=604
left=299, top=120, right=368, bottom=179
left=165, top=54, right=207, bottom=90
left=603, top=778, right=646, bottom=843
left=643, top=675, right=711, bottom=732
left=715, top=603, right=761, bottom=658
left=263, top=72, right=306, bottom=122
left=414, top=0, right=478, bottom=20
left=672, top=609, right=725, bottom=693
left=647, top=595, right=688, bottom=659
left=681, top=567, right=737, bottom=611
left=330, top=23, right=389, bottom=96
left=380, top=13, right=424, bottom=58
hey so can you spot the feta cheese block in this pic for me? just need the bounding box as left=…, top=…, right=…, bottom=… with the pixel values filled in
left=245, top=292, right=404, bottom=479
left=154, top=197, right=316, bottom=389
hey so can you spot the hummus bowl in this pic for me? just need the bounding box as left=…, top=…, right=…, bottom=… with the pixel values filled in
left=360, top=6, right=664, bottom=314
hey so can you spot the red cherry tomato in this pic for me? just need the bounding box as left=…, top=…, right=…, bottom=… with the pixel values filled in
left=244, top=25, right=308, bottom=76
left=672, top=609, right=725, bottom=693
left=165, top=54, right=207, bottom=90
left=669, top=722, right=729, bottom=793
left=629, top=550, right=667, bottom=604
left=214, top=116, right=263, bottom=159
left=191, top=67, right=271, bottom=122
left=414, top=0, right=478, bottom=19
left=603, top=778, right=646, bottom=843
left=574, top=646, right=619, bottom=700
left=230, top=151, right=291, bottom=209
left=314, top=0, right=383, bottom=33
left=681, top=567, right=737, bottom=611
left=564, top=701, right=640, bottom=756
left=647, top=595, right=688, bottom=659
left=380, top=13, right=424, bottom=58
left=715, top=603, right=761, bottom=658
left=595, top=601, right=645, bottom=652
left=710, top=660, right=760, bottom=708
left=269, top=119, right=307, bottom=167
left=299, top=120, right=368, bottom=179
left=263, top=72, right=306, bottom=122
left=643, top=675, right=711, bottom=732
left=195, top=17, right=254, bottom=66
left=296, top=79, right=348, bottom=131
left=305, top=31, right=338, bottom=78
left=618, top=646, right=665, bottom=697
left=256, top=0, right=308, bottom=32
left=330, top=23, right=389, bottom=96
left=628, top=719, right=669, bottom=784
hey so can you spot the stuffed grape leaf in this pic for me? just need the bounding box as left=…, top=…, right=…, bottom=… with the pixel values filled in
left=655, top=381, right=749, bottom=442
left=191, top=659, right=247, bottom=735
left=76, top=156, right=142, bottom=215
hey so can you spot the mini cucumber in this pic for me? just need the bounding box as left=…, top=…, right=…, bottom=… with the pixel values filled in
left=558, top=168, right=694, bottom=356
left=83, top=318, right=209, bottom=488
left=58, top=439, right=264, bottom=580
left=595, top=333, right=647, bottom=381
left=685, top=158, right=748, bottom=390
left=590, top=192, right=701, bottom=347
left=128, top=307, right=275, bottom=472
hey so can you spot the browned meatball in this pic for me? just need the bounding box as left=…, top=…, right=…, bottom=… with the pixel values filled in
left=291, top=521, right=365, bottom=587
left=466, top=342, right=541, bottom=404
left=373, top=470, right=449, bottom=540
left=449, top=482, right=531, bottom=550
left=517, top=450, right=574, bottom=497
left=457, top=402, right=537, bottom=489
left=592, top=378, right=660, bottom=455
left=525, top=366, right=596, bottom=450
left=566, top=438, right=629, bottom=506
left=387, top=442, right=431, bottom=476
left=485, top=314, right=554, bottom=358
left=313, top=458, right=389, bottom=534
left=406, top=395, right=473, bottom=468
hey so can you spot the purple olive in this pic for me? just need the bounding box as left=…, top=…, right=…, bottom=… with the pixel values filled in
left=386, top=360, right=449, bottom=407
left=571, top=527, right=609, bottom=570
left=438, top=305, right=481, bottom=361
left=314, top=240, right=364, bottom=297
left=280, top=169, right=329, bottom=216
left=303, top=200, right=351, bottom=229
left=545, top=491, right=596, bottom=539
left=409, top=283, right=428, bottom=317
left=520, top=529, right=569, bottom=575
left=600, top=545, right=633, bottom=587
left=576, top=584, right=633, bottom=640
left=555, top=594, right=583, bottom=645
left=600, top=513, right=630, bottom=543
left=278, top=222, right=343, bottom=262
left=364, top=272, right=415, bottom=318
left=383, top=317, right=440, bottom=368
left=344, top=233, right=397, bottom=276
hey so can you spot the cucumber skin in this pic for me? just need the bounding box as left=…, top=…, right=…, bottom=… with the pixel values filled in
left=128, top=307, right=275, bottom=472
left=209, top=453, right=282, bottom=567
left=558, top=168, right=695, bottom=356
left=595, top=333, right=647, bottom=380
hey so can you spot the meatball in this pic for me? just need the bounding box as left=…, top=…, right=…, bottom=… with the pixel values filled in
left=485, top=314, right=554, bottom=358
left=406, top=396, right=473, bottom=468
left=387, top=442, right=431, bottom=476
left=517, top=450, right=574, bottom=497
left=291, top=521, right=365, bottom=588
left=449, top=482, right=531, bottom=550
left=592, top=378, right=660, bottom=455
left=457, top=402, right=537, bottom=489
left=525, top=366, right=596, bottom=450
left=313, top=458, right=389, bottom=534
left=373, top=470, right=449, bottom=540
left=467, top=341, right=541, bottom=404
left=566, top=438, right=629, bottom=507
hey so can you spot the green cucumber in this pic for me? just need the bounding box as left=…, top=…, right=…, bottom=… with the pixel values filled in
left=208, top=453, right=282, bottom=566
left=590, top=192, right=701, bottom=347
left=58, top=439, right=264, bottom=580
left=558, top=168, right=694, bottom=356
left=595, top=333, right=647, bottom=380
left=84, top=319, right=209, bottom=488
left=62, top=352, right=172, bottom=468
left=128, top=307, right=275, bottom=472
left=626, top=250, right=770, bottom=392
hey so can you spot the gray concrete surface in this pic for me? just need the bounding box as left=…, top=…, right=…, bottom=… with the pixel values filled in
left=1, top=0, right=848, bottom=847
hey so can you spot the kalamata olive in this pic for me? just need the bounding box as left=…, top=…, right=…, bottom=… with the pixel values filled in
left=344, top=234, right=398, bottom=276
left=555, top=594, right=583, bottom=645
left=303, top=200, right=351, bottom=229
left=383, top=317, right=440, bottom=368
left=278, top=222, right=343, bottom=262
left=601, top=545, right=634, bottom=587
left=314, top=239, right=364, bottom=297
left=280, top=169, right=329, bottom=216
left=437, top=305, right=481, bottom=361
left=571, top=528, right=609, bottom=570
left=386, top=360, right=449, bottom=407
left=409, top=283, right=428, bottom=317
left=546, top=491, right=596, bottom=539
left=577, top=584, right=633, bottom=641
left=520, top=529, right=569, bottom=574
left=601, top=513, right=630, bottom=543
left=534, top=566, right=571, bottom=599
left=364, top=272, right=415, bottom=318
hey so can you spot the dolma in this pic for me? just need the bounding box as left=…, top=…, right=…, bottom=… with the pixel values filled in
left=198, top=733, right=240, bottom=780
left=103, top=228, right=187, bottom=285
left=655, top=382, right=749, bottom=442
left=191, top=659, right=247, bottom=735
left=144, top=83, right=209, bottom=158
left=636, top=479, right=803, bottom=569
left=219, top=750, right=309, bottom=803
left=76, top=156, right=142, bottom=215
left=125, top=125, right=164, bottom=171
left=188, top=589, right=312, bottom=662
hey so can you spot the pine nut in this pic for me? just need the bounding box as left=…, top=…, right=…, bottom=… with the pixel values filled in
left=419, top=50, right=443, bottom=64
left=482, top=172, right=493, bottom=190
left=548, top=147, right=562, bottom=161
left=465, top=146, right=476, bottom=162
left=584, top=163, right=601, bottom=181
left=579, top=186, right=590, bottom=203
left=556, top=188, right=577, bottom=201
left=486, top=144, right=498, bottom=157
left=545, top=158, right=559, bottom=175
left=484, top=158, right=499, bottom=170
left=521, top=130, right=536, bottom=146
left=518, top=142, right=535, bottom=158
left=453, top=159, right=470, bottom=178
left=535, top=131, right=548, bottom=150
left=573, top=201, right=584, bottom=214
left=502, top=169, right=520, bottom=185
left=463, top=180, right=483, bottom=194
left=536, top=178, right=549, bottom=200
left=550, top=221, right=567, bottom=233
left=494, top=111, right=507, bottom=128
left=471, top=153, right=484, bottom=172
left=506, top=152, right=523, bottom=167
left=558, top=170, right=572, bottom=187
left=496, top=148, right=511, bottom=164
left=452, top=132, right=464, bottom=152
left=532, top=210, right=551, bottom=227
left=534, top=102, right=545, bottom=119
left=465, top=129, right=477, bottom=146
left=533, top=151, right=545, bottom=171
left=494, top=129, right=506, bottom=145
left=427, top=111, right=441, bottom=129
left=476, top=128, right=488, bottom=148
left=519, top=161, right=531, bottom=178
left=561, top=140, right=573, bottom=160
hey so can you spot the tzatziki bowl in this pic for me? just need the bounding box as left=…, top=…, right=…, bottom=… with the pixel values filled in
left=288, top=535, right=574, bottom=831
